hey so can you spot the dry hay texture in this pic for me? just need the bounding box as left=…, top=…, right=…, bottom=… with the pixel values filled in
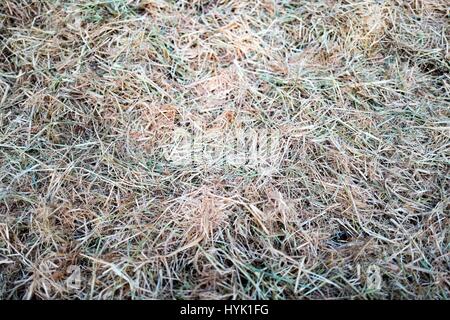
left=0, top=0, right=449, bottom=299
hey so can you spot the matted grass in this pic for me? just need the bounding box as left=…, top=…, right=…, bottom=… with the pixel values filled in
left=0, top=0, right=449, bottom=299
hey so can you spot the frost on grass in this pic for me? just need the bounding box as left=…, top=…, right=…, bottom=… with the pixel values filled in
left=0, top=0, right=449, bottom=299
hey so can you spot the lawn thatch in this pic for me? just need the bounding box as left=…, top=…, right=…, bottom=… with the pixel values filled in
left=0, top=0, right=449, bottom=299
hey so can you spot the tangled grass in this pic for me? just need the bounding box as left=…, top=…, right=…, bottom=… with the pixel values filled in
left=0, top=0, right=449, bottom=299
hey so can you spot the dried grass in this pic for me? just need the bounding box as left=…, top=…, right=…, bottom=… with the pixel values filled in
left=0, top=0, right=449, bottom=299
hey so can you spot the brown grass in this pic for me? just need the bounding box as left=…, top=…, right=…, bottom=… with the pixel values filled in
left=0, top=0, right=449, bottom=299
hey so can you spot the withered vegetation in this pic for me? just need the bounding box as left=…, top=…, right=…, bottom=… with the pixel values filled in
left=0, top=0, right=449, bottom=299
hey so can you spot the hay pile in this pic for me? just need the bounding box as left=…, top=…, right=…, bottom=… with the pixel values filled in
left=0, top=0, right=448, bottom=299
